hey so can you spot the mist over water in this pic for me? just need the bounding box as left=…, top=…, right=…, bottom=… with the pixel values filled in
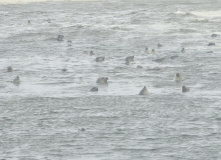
left=0, top=0, right=221, bottom=159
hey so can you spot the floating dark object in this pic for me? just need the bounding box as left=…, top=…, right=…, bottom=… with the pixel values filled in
left=89, top=51, right=94, bottom=56
left=145, top=47, right=149, bottom=53
left=13, top=76, right=20, bottom=85
left=181, top=48, right=185, bottom=53
left=95, top=57, right=105, bottom=62
left=170, top=55, right=178, bottom=59
left=62, top=68, right=67, bottom=72
left=208, top=43, right=215, bottom=46
left=7, top=66, right=13, bottom=72
left=139, top=86, right=149, bottom=95
left=125, top=56, right=134, bottom=61
left=96, top=77, right=108, bottom=84
left=153, top=58, right=165, bottom=62
left=57, top=35, right=64, bottom=41
left=174, top=73, right=182, bottom=82
left=182, top=86, right=190, bottom=93
left=89, top=87, right=98, bottom=92
left=151, top=49, right=155, bottom=54
left=211, top=34, right=218, bottom=37
left=157, top=43, right=163, bottom=48
left=136, top=65, right=143, bottom=69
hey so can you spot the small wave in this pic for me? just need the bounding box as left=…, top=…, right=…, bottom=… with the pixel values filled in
left=169, top=11, right=195, bottom=17
left=112, top=148, right=153, bottom=152
left=192, top=10, right=221, bottom=18
left=111, top=26, right=131, bottom=31
left=188, top=18, right=209, bottom=23
left=0, top=11, right=8, bottom=15
left=69, top=24, right=85, bottom=29
left=123, top=10, right=139, bottom=16
left=121, top=9, right=148, bottom=17
left=179, top=28, right=198, bottom=33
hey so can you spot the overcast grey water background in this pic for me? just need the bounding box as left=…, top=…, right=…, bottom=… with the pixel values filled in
left=1, top=0, right=221, bottom=159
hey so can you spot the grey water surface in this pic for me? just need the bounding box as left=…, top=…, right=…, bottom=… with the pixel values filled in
left=0, top=0, right=221, bottom=159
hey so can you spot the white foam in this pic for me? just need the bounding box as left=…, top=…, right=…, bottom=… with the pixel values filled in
left=192, top=10, right=221, bottom=18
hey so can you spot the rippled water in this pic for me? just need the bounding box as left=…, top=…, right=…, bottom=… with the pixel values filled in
left=1, top=0, right=221, bottom=159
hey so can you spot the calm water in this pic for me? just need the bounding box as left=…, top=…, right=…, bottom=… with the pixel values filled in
left=0, top=0, right=221, bottom=159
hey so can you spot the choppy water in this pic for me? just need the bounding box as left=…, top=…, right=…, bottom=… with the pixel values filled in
left=1, top=0, right=221, bottom=159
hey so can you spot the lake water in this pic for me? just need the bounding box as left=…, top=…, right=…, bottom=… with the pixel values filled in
left=0, top=0, right=221, bottom=159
